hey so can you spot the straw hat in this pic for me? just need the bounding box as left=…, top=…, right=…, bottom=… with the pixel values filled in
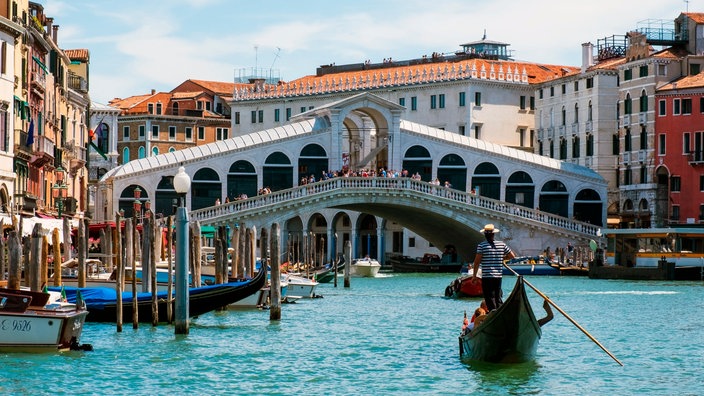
left=479, top=224, right=500, bottom=234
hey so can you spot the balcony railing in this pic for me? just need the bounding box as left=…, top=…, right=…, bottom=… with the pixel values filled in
left=571, top=123, right=579, bottom=135
left=623, top=151, right=631, bottom=164
left=639, top=112, right=647, bottom=125
left=68, top=73, right=88, bottom=93
left=585, top=120, right=593, bottom=132
left=623, top=114, right=631, bottom=127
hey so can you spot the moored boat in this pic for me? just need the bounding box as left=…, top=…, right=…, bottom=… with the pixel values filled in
left=284, top=273, right=319, bottom=298
left=458, top=276, right=542, bottom=363
left=0, top=288, right=90, bottom=352
left=389, top=253, right=464, bottom=273
left=51, top=266, right=267, bottom=322
left=444, top=269, right=483, bottom=298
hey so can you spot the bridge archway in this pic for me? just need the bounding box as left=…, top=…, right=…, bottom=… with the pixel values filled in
left=357, top=214, right=378, bottom=259
left=539, top=180, right=568, bottom=217
left=505, top=171, right=535, bottom=209
left=227, top=160, right=257, bottom=199
left=403, top=145, right=432, bottom=181
left=118, top=184, right=148, bottom=217
left=298, top=144, right=329, bottom=182
left=155, top=176, right=178, bottom=218
left=192, top=168, right=221, bottom=210
left=437, top=154, right=467, bottom=191
left=263, top=152, right=293, bottom=191
left=472, top=162, right=500, bottom=199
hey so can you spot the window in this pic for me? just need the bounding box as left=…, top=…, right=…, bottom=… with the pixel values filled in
left=475, top=92, right=482, bottom=106
left=624, top=94, right=632, bottom=115
left=559, top=138, right=567, bottom=159
left=185, top=127, right=192, bottom=141
left=258, top=110, right=263, bottom=123
left=658, top=100, right=666, bottom=116
left=625, top=129, right=632, bottom=151
left=539, top=89, right=543, bottom=99
left=658, top=64, right=666, bottom=76
left=399, top=97, right=405, bottom=106
left=624, top=167, right=632, bottom=185
left=168, top=126, right=176, bottom=140
left=251, top=110, right=256, bottom=123
left=286, top=108, right=291, bottom=121
left=659, top=134, right=666, bottom=155
left=690, top=63, right=701, bottom=75
left=408, top=237, right=416, bottom=248
left=151, top=146, right=159, bottom=156
left=572, top=136, right=580, bottom=157
left=519, top=96, right=526, bottom=110
left=561, top=106, right=566, bottom=126
left=700, top=204, right=704, bottom=220
left=695, top=132, right=704, bottom=162
left=612, top=134, right=620, bottom=155
left=586, top=77, right=594, bottom=89
left=123, top=126, right=129, bottom=140
left=574, top=103, right=579, bottom=123
left=682, top=98, right=692, bottom=115
left=684, top=132, right=690, bottom=154
left=700, top=175, right=704, bottom=191
left=639, top=65, right=648, bottom=78
left=156, top=103, right=162, bottom=115
left=216, top=127, right=229, bottom=140
left=411, top=96, right=417, bottom=111
left=151, top=125, right=159, bottom=138
left=439, top=94, right=445, bottom=108
left=550, top=87, right=554, bottom=97
left=587, top=134, right=594, bottom=156
left=172, top=102, right=179, bottom=115
left=300, top=106, right=306, bottom=113
left=198, top=126, right=205, bottom=140
left=624, top=69, right=632, bottom=80
left=234, top=112, right=240, bottom=125
left=458, top=92, right=465, bottom=107
left=639, top=127, right=647, bottom=150
left=674, top=99, right=681, bottom=115
left=640, top=166, right=647, bottom=184
left=519, top=128, right=526, bottom=147
left=561, top=84, right=566, bottom=94
left=474, top=124, right=481, bottom=139
left=274, top=108, right=280, bottom=122
left=671, top=205, right=680, bottom=221
left=430, top=95, right=437, bottom=109
left=701, top=97, right=704, bottom=113
left=530, top=96, right=535, bottom=110
left=459, top=125, right=466, bottom=136
left=0, top=41, right=6, bottom=74
left=139, top=125, right=145, bottom=138
left=588, top=101, right=593, bottom=121
left=122, top=147, right=130, bottom=164
left=671, top=176, right=681, bottom=192
left=148, top=103, right=154, bottom=114
left=640, top=91, right=648, bottom=112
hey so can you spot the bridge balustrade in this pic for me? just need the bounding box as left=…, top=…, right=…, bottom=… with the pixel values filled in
left=189, top=177, right=600, bottom=237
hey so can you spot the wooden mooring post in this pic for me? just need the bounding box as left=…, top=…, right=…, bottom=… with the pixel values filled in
left=270, top=223, right=281, bottom=320
left=344, top=240, right=351, bottom=288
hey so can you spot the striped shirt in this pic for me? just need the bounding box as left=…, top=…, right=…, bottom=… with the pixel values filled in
left=477, top=240, right=512, bottom=278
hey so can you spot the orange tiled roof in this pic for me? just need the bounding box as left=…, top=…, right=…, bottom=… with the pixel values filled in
left=171, top=91, right=204, bottom=100
left=64, top=49, right=89, bottom=62
left=684, top=12, right=704, bottom=24
left=657, top=72, right=704, bottom=91
left=233, top=59, right=579, bottom=100
left=186, top=79, right=249, bottom=95
left=588, top=56, right=626, bottom=71
left=652, top=46, right=690, bottom=59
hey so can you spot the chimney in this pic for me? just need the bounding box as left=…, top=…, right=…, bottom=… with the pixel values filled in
left=581, top=42, right=594, bottom=72
left=52, top=25, right=59, bottom=44
left=151, top=89, right=156, bottom=95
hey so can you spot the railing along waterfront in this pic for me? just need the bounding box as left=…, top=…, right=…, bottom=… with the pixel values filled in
left=190, top=177, right=600, bottom=237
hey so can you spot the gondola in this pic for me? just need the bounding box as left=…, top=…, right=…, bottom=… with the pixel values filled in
left=52, top=266, right=267, bottom=323
left=458, top=276, right=541, bottom=363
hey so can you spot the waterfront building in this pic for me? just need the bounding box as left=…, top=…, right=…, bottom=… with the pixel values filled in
left=88, top=101, right=120, bottom=222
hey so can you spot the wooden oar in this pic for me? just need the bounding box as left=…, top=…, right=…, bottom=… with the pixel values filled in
left=503, top=263, right=624, bottom=366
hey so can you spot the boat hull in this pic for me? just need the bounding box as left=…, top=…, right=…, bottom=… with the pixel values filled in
left=351, top=259, right=381, bottom=277
left=389, top=256, right=463, bottom=273
left=53, top=267, right=267, bottom=323
left=458, top=277, right=541, bottom=363
left=445, top=275, right=483, bottom=298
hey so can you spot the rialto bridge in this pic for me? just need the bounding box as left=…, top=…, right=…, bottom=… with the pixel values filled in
left=97, top=92, right=606, bottom=263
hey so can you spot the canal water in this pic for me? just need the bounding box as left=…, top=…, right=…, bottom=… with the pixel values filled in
left=1, top=273, right=702, bottom=395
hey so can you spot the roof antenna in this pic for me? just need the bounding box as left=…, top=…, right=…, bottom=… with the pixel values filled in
left=482, top=29, right=486, bottom=40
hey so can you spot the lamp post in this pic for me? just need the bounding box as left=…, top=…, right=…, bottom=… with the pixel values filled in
left=173, top=166, right=191, bottom=335
left=52, top=166, right=67, bottom=217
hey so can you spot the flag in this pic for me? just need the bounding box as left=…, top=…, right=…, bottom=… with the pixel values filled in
left=42, top=284, right=48, bottom=293
left=89, top=120, right=108, bottom=160
left=25, top=119, right=34, bottom=146
left=76, top=289, right=85, bottom=310
left=60, top=285, right=68, bottom=303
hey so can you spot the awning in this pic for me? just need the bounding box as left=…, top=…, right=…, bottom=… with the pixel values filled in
left=20, top=216, right=77, bottom=244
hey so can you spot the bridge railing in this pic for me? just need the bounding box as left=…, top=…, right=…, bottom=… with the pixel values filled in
left=190, top=177, right=600, bottom=237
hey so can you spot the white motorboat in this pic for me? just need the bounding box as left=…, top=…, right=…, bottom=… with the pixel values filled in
left=0, top=288, right=90, bottom=352
left=284, top=274, right=319, bottom=298
left=351, top=257, right=381, bottom=277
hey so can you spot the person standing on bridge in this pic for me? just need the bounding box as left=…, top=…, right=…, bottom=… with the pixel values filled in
left=471, top=224, right=516, bottom=312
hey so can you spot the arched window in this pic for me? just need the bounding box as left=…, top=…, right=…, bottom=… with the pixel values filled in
left=138, top=146, right=145, bottom=159
left=152, top=146, right=159, bottom=156
left=588, top=101, right=593, bottom=121
left=640, top=89, right=648, bottom=112
left=574, top=103, right=579, bottom=124
left=122, top=147, right=130, bottom=164
left=625, top=93, right=632, bottom=115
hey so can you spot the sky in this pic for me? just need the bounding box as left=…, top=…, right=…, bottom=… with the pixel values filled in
left=42, top=0, right=689, bottom=105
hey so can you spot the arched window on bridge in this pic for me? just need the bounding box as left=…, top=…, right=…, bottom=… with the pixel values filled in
left=191, top=168, right=221, bottom=210
left=118, top=184, right=148, bottom=218
left=263, top=152, right=293, bottom=191
left=539, top=180, right=568, bottom=218
left=437, top=154, right=467, bottom=191
left=505, top=171, right=534, bottom=209
left=228, top=160, right=257, bottom=199
left=298, top=144, right=329, bottom=181
left=402, top=145, right=432, bottom=181
left=574, top=188, right=603, bottom=226
left=155, top=176, right=178, bottom=218
left=471, top=162, right=500, bottom=200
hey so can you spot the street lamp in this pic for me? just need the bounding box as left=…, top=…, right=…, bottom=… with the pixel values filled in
left=173, top=166, right=191, bottom=335
left=52, top=166, right=67, bottom=217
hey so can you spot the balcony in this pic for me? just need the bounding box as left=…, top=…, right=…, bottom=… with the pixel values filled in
left=623, top=114, right=631, bottom=127
left=584, top=156, right=593, bottom=167
left=63, top=140, right=87, bottom=172
left=638, top=150, right=647, bottom=163
left=623, top=151, right=631, bottom=164
left=585, top=121, right=593, bottom=133
left=68, top=73, right=88, bottom=93
left=688, top=152, right=704, bottom=165
left=537, top=128, right=544, bottom=140
left=571, top=122, right=579, bottom=135
left=558, top=125, right=566, bottom=138
left=639, top=112, right=647, bottom=125
left=30, top=135, right=55, bottom=167
left=14, top=129, right=32, bottom=160
left=547, top=127, right=555, bottom=140
left=31, top=70, right=45, bottom=93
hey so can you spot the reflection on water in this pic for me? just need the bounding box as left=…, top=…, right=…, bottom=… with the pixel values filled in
left=464, top=359, right=540, bottom=393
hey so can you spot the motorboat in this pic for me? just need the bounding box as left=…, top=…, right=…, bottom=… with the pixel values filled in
left=350, top=257, right=381, bottom=277
left=283, top=273, right=319, bottom=298
left=0, top=288, right=90, bottom=352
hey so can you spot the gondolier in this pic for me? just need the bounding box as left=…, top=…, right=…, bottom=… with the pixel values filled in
left=471, top=224, right=515, bottom=311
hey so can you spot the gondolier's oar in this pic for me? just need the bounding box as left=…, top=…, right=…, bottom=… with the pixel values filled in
left=503, top=263, right=624, bottom=366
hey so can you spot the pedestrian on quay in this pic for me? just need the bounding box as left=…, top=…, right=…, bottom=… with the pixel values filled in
left=471, top=224, right=515, bottom=311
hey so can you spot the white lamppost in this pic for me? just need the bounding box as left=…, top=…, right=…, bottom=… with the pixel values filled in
left=173, top=166, right=191, bottom=334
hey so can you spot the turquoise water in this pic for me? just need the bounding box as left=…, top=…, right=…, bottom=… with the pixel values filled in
left=1, top=273, right=702, bottom=395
